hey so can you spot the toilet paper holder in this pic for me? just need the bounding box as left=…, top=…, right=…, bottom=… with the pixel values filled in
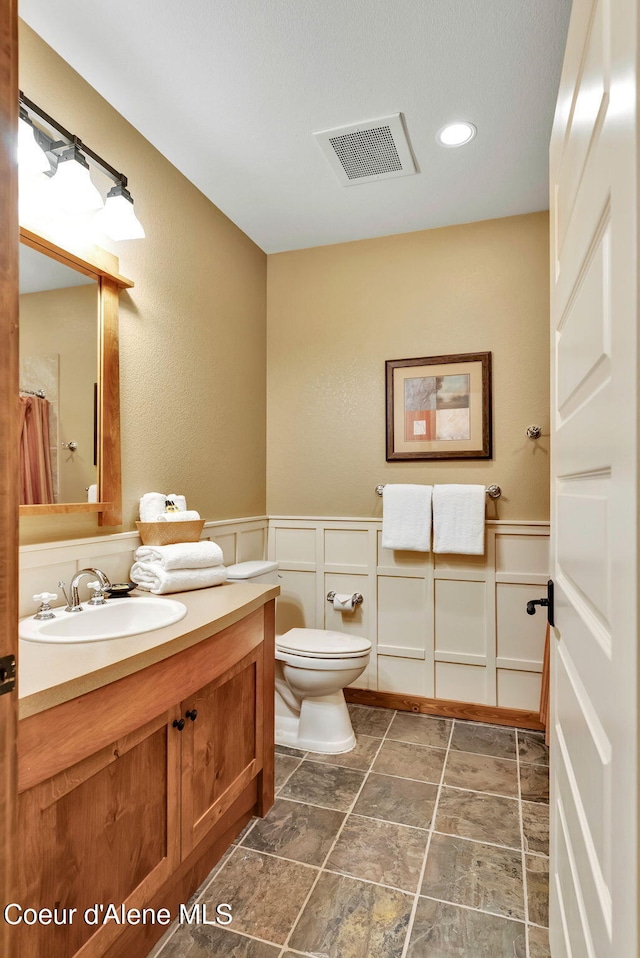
left=327, top=591, right=363, bottom=607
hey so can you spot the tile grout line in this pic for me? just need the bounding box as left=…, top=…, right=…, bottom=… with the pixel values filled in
left=292, top=760, right=522, bottom=801
left=275, top=709, right=399, bottom=957
left=242, top=790, right=529, bottom=854
left=516, top=729, right=532, bottom=958
left=399, top=717, right=456, bottom=958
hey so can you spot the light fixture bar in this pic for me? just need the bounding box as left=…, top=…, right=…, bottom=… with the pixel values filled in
left=19, top=91, right=128, bottom=188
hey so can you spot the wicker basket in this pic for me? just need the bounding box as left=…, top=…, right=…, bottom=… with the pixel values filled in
left=135, top=520, right=205, bottom=546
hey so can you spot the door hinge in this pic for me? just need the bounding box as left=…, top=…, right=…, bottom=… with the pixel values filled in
left=0, top=655, right=17, bottom=696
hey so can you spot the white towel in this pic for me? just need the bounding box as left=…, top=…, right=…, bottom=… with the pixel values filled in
left=130, top=562, right=227, bottom=595
left=135, top=541, right=223, bottom=570
left=87, top=483, right=98, bottom=503
left=432, top=484, right=486, bottom=555
left=381, top=484, right=432, bottom=552
left=139, top=492, right=168, bottom=522
left=156, top=510, right=201, bottom=522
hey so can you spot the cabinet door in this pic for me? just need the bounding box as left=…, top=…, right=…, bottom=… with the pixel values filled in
left=181, top=647, right=264, bottom=856
left=16, top=709, right=181, bottom=958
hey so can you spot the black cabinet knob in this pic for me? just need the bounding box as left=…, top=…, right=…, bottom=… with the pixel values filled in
left=173, top=718, right=186, bottom=731
left=186, top=709, right=198, bottom=722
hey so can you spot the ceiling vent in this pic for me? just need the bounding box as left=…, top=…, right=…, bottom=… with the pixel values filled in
left=314, top=113, right=416, bottom=187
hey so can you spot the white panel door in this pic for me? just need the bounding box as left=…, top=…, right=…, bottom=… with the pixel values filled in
left=549, top=1, right=638, bottom=956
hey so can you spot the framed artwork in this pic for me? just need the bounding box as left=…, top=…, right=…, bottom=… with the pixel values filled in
left=385, top=351, right=492, bottom=460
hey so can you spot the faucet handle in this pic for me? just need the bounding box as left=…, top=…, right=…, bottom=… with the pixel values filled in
left=33, top=591, right=57, bottom=604
left=87, top=581, right=107, bottom=606
left=33, top=592, right=58, bottom=620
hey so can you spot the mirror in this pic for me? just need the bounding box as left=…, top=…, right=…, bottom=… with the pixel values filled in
left=18, top=228, right=132, bottom=525
left=19, top=244, right=99, bottom=505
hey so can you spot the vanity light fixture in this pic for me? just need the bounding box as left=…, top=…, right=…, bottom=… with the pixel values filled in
left=95, top=184, right=145, bottom=240
left=18, top=91, right=145, bottom=240
left=49, top=144, right=105, bottom=213
left=436, top=121, right=477, bottom=147
left=18, top=111, right=50, bottom=175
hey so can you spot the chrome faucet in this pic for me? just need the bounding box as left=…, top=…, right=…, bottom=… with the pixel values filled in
left=66, top=568, right=112, bottom=612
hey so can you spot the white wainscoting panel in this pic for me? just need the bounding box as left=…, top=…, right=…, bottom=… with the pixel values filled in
left=496, top=583, right=548, bottom=667
left=269, top=517, right=550, bottom=709
left=379, top=655, right=429, bottom=697
left=276, top=570, right=317, bottom=634
left=435, top=579, right=486, bottom=658
left=436, top=661, right=489, bottom=704
left=497, top=668, right=544, bottom=711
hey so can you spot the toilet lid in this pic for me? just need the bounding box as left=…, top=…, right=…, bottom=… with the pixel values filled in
left=277, top=628, right=371, bottom=658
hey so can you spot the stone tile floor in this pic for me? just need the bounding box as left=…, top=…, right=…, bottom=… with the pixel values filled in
left=148, top=706, right=550, bottom=958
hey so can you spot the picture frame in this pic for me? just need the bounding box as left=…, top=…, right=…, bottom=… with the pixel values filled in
left=385, top=351, right=492, bottom=460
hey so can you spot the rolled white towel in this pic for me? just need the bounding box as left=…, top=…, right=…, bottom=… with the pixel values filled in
left=130, top=562, right=227, bottom=595
left=140, top=492, right=167, bottom=522
left=87, top=483, right=98, bottom=503
left=156, top=510, right=201, bottom=522
left=135, top=541, right=223, bottom=570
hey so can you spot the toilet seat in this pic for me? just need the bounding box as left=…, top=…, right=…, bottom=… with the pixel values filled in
left=276, top=627, right=371, bottom=659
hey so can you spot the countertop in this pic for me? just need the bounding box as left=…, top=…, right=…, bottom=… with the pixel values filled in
left=18, top=582, right=279, bottom=719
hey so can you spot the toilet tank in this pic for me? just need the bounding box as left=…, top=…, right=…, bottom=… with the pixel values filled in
left=226, top=560, right=279, bottom=585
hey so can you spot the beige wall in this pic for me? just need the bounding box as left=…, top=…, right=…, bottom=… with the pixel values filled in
left=267, top=213, right=550, bottom=520
left=19, top=23, right=267, bottom=545
left=20, top=283, right=98, bottom=503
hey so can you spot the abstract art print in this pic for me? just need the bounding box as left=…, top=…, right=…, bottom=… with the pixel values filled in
left=386, top=352, right=492, bottom=460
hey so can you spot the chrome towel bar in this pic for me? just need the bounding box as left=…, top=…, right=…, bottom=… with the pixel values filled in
left=375, top=483, right=502, bottom=500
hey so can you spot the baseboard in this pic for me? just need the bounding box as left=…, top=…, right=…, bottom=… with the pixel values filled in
left=345, top=688, right=544, bottom=731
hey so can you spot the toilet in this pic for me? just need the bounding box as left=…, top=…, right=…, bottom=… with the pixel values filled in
left=226, top=561, right=371, bottom=753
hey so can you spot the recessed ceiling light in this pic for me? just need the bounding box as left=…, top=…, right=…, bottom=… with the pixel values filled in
left=436, top=122, right=477, bottom=147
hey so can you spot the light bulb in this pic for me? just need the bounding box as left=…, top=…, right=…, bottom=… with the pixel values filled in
left=50, top=148, right=104, bottom=213
left=95, top=185, right=145, bottom=240
left=436, top=122, right=477, bottom=148
left=18, top=116, right=50, bottom=174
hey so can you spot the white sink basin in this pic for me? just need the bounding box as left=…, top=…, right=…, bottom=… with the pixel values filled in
left=19, top=596, right=187, bottom=643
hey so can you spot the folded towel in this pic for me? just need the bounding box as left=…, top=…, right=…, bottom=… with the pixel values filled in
left=381, top=484, right=432, bottom=552
left=432, top=484, right=486, bottom=555
left=130, top=562, right=227, bottom=595
left=135, top=540, right=223, bottom=570
left=140, top=492, right=167, bottom=522
left=156, top=510, right=201, bottom=522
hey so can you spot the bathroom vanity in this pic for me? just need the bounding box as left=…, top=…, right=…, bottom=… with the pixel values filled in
left=15, top=582, right=278, bottom=958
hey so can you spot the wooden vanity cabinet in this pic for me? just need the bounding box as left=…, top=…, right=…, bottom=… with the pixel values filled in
left=16, top=600, right=275, bottom=958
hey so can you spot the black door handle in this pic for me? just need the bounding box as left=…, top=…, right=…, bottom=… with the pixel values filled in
left=525, top=579, right=554, bottom=627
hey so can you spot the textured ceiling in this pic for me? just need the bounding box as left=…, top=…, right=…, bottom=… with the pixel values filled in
left=19, top=0, right=572, bottom=253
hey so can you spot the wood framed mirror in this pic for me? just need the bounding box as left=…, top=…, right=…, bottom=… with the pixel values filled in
left=18, top=227, right=132, bottom=525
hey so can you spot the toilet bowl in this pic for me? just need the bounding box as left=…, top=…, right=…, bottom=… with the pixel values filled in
left=226, top=562, right=372, bottom=753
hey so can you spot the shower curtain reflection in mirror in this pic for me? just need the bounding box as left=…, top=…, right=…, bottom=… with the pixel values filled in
left=19, top=393, right=54, bottom=504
